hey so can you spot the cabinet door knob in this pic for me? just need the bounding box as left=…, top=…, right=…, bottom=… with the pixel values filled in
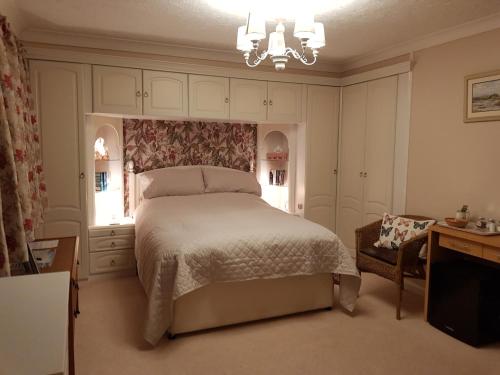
left=110, top=241, right=116, bottom=248
left=79, top=172, right=85, bottom=180
left=359, top=171, right=363, bottom=177
left=136, top=90, right=142, bottom=97
left=333, top=169, right=338, bottom=175
left=110, top=259, right=116, bottom=266
left=110, top=230, right=116, bottom=236
left=364, top=172, right=368, bottom=178
left=225, top=97, right=229, bottom=103
left=143, top=91, right=149, bottom=98
left=269, top=100, right=273, bottom=106
left=263, top=99, right=267, bottom=105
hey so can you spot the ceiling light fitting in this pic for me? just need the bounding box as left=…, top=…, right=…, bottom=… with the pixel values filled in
left=236, top=12, right=325, bottom=71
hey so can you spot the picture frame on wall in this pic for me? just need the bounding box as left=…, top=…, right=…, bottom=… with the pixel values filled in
left=464, top=70, right=500, bottom=122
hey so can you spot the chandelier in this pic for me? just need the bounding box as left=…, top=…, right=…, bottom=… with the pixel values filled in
left=236, top=12, right=325, bottom=71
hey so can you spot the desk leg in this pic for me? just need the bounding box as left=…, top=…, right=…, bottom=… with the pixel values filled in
left=424, top=231, right=439, bottom=321
left=68, top=292, right=75, bottom=375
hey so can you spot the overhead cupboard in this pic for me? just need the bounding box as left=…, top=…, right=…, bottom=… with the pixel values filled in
left=93, top=66, right=188, bottom=117
left=92, top=65, right=303, bottom=122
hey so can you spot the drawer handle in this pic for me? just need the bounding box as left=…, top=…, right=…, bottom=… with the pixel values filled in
left=111, top=241, right=116, bottom=248
left=110, top=259, right=116, bottom=266
left=110, top=230, right=116, bottom=236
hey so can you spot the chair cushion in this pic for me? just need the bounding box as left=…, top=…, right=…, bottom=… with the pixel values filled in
left=360, top=246, right=398, bottom=265
left=374, top=213, right=435, bottom=249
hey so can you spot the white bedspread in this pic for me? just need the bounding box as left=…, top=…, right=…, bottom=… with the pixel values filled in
left=135, top=192, right=360, bottom=345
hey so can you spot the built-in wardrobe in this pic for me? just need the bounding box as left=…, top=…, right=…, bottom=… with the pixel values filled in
left=336, top=75, right=409, bottom=250
left=29, top=60, right=91, bottom=278
left=29, top=54, right=342, bottom=278
left=29, top=48, right=409, bottom=277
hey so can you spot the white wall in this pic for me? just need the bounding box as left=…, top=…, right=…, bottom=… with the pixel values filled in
left=407, top=27, right=500, bottom=220
left=0, top=0, right=28, bottom=35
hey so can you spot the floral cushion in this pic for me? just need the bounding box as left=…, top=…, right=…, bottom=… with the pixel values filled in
left=374, top=213, right=435, bottom=250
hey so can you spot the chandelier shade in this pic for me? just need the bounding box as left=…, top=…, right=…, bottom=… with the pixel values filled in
left=245, top=12, right=266, bottom=41
left=237, top=25, right=253, bottom=52
left=293, top=13, right=316, bottom=40
left=307, top=23, right=326, bottom=49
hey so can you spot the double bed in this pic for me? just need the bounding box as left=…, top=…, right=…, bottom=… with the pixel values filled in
left=131, top=166, right=360, bottom=345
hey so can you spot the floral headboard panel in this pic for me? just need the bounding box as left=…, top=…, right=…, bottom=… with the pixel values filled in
left=123, top=119, right=258, bottom=215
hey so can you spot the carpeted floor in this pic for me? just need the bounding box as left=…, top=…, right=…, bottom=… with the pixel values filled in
left=75, top=274, right=499, bottom=375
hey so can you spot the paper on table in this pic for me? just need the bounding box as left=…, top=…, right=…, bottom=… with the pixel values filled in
left=29, top=240, right=59, bottom=250
left=33, top=249, right=57, bottom=268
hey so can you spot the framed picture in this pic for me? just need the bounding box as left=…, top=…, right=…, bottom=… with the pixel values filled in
left=464, top=70, right=500, bottom=122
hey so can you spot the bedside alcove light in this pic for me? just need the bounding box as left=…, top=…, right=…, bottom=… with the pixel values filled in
left=94, top=137, right=109, bottom=161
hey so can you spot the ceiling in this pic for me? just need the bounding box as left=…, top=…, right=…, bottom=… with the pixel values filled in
left=7, top=0, right=500, bottom=68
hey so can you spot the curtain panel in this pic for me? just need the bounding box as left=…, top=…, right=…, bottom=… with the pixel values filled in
left=0, top=15, right=47, bottom=276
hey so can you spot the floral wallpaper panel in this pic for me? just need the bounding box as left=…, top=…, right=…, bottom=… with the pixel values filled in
left=122, top=119, right=257, bottom=215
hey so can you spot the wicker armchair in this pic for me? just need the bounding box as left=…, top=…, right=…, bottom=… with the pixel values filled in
left=355, top=215, right=434, bottom=320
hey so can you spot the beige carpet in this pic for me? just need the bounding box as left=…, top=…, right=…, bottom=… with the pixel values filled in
left=75, top=274, right=499, bottom=375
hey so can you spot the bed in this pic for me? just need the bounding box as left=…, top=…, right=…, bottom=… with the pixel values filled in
left=132, top=166, right=360, bottom=345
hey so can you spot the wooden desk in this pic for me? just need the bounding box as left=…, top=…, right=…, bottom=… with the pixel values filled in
left=424, top=225, right=500, bottom=320
left=35, top=236, right=79, bottom=375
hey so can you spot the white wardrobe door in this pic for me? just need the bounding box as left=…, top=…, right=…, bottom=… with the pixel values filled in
left=143, top=70, right=188, bottom=117
left=30, top=60, right=90, bottom=278
left=188, top=75, right=229, bottom=119
left=336, top=83, right=368, bottom=249
left=92, top=66, right=142, bottom=115
left=305, top=85, right=340, bottom=231
left=229, top=78, right=268, bottom=121
left=267, top=82, right=303, bottom=123
left=363, top=76, right=398, bottom=224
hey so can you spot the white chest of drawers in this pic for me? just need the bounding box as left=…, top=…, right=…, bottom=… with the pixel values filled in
left=0, top=272, right=70, bottom=375
left=88, top=223, right=136, bottom=275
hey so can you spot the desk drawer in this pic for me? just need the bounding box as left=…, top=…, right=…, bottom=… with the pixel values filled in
left=89, top=226, right=134, bottom=238
left=90, top=249, right=135, bottom=274
left=439, top=235, right=482, bottom=257
left=483, top=246, right=500, bottom=264
left=89, top=235, right=134, bottom=252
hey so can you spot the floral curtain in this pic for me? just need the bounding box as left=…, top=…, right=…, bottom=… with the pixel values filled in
left=0, top=15, right=47, bottom=276
left=123, top=119, right=257, bottom=215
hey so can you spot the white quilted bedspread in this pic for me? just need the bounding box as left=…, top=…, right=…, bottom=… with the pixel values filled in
left=135, top=193, right=360, bottom=345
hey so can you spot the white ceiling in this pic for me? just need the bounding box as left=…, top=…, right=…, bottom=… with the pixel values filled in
left=8, top=0, right=500, bottom=66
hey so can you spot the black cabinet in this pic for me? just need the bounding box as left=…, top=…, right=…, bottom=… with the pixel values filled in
left=428, top=260, right=500, bottom=347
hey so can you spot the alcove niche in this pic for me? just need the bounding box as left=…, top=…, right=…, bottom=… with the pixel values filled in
left=87, top=115, right=125, bottom=226
left=257, top=125, right=299, bottom=213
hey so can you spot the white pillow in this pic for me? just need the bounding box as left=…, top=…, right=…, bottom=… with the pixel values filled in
left=138, top=166, right=205, bottom=199
left=374, top=213, right=435, bottom=250
left=202, top=166, right=261, bottom=196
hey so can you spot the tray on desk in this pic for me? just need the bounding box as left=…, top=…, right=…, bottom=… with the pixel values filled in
left=437, top=222, right=500, bottom=236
